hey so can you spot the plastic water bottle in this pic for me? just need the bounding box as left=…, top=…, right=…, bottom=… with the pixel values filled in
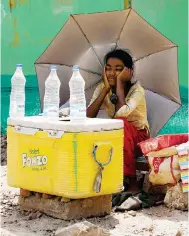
left=69, top=65, right=86, bottom=121
left=43, top=65, right=61, bottom=119
left=9, top=64, right=26, bottom=118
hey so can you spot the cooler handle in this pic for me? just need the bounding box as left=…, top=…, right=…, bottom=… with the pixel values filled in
left=92, top=142, right=113, bottom=193
left=92, top=142, right=113, bottom=167
left=14, top=126, right=39, bottom=135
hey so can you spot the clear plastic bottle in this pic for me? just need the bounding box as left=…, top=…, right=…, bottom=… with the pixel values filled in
left=43, top=65, right=61, bottom=119
left=69, top=65, right=86, bottom=121
left=9, top=64, right=26, bottom=118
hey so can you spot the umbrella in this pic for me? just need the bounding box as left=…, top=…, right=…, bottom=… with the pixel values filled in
left=35, top=8, right=181, bottom=137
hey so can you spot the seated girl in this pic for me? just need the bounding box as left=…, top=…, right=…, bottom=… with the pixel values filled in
left=87, top=49, right=150, bottom=193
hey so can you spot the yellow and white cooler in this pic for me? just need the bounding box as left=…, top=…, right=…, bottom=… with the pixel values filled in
left=7, top=116, right=124, bottom=199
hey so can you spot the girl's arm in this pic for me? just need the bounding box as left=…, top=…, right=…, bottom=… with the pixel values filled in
left=87, top=87, right=109, bottom=118
left=116, top=79, right=125, bottom=111
left=115, top=68, right=144, bottom=118
left=87, top=66, right=110, bottom=118
left=116, top=67, right=133, bottom=112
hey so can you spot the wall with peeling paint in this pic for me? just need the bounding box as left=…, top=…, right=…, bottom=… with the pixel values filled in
left=132, top=0, right=188, bottom=89
left=1, top=0, right=124, bottom=75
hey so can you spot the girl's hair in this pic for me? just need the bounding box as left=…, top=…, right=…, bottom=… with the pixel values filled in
left=104, top=49, right=134, bottom=69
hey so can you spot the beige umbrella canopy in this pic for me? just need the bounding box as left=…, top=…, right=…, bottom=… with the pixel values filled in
left=35, top=8, right=181, bottom=137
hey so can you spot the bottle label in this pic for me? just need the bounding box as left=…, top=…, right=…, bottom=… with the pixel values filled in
left=17, top=104, right=25, bottom=113
left=70, top=105, right=86, bottom=119
left=43, top=104, right=59, bottom=117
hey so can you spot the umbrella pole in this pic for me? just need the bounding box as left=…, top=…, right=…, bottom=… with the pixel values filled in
left=124, top=0, right=131, bottom=9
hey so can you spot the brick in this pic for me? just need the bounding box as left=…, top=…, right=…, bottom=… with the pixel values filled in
left=20, top=189, right=32, bottom=198
left=19, top=194, right=112, bottom=220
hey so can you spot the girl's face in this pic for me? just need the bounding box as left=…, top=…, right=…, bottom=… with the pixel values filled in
left=105, top=58, right=125, bottom=87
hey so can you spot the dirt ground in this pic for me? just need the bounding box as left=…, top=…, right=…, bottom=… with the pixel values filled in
left=0, top=166, right=188, bottom=236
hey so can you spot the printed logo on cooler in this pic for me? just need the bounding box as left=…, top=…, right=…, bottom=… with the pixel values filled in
left=22, top=149, right=48, bottom=168
left=22, top=154, right=48, bottom=167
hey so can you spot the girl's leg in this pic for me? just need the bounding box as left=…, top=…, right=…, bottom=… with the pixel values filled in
left=116, top=118, right=149, bottom=192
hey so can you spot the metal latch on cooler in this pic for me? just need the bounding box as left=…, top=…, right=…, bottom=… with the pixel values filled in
left=13, top=126, right=64, bottom=138
left=45, top=130, right=65, bottom=138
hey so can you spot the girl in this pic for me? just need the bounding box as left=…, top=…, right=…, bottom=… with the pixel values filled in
left=87, top=49, right=150, bottom=193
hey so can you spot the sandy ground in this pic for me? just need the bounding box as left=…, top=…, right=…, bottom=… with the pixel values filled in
left=0, top=166, right=188, bottom=236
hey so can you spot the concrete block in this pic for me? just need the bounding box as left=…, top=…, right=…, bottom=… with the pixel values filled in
left=19, top=194, right=112, bottom=220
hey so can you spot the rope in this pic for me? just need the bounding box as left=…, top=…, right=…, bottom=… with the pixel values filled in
left=92, top=145, right=113, bottom=167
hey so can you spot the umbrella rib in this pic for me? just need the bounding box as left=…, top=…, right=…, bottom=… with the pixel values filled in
left=85, top=80, right=102, bottom=92
left=35, top=62, right=101, bottom=76
left=71, top=15, right=103, bottom=68
left=114, top=8, right=132, bottom=49
left=134, top=46, right=177, bottom=62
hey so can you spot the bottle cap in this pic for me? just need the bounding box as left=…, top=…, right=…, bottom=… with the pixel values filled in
left=16, top=64, right=22, bottom=68
left=73, top=65, right=79, bottom=70
left=50, top=65, right=57, bottom=70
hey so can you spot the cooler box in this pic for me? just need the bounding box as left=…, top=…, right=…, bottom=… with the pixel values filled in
left=7, top=117, right=124, bottom=199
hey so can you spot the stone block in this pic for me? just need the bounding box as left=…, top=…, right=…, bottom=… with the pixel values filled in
left=164, top=182, right=188, bottom=210
left=19, top=194, right=112, bottom=220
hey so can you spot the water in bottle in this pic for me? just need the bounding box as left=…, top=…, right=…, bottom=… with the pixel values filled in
left=69, top=65, right=86, bottom=121
left=43, top=65, right=61, bottom=119
left=9, top=64, right=26, bottom=118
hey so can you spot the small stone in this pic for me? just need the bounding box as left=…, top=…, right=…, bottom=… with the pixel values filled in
left=176, top=231, right=182, bottom=236
left=21, top=210, right=30, bottom=216
left=55, top=221, right=111, bottom=236
left=61, top=197, right=71, bottom=203
left=27, top=211, right=43, bottom=220
left=1, top=212, right=7, bottom=217
left=156, top=214, right=162, bottom=217
left=2, top=200, right=8, bottom=204
left=167, top=214, right=172, bottom=217
left=12, top=197, right=18, bottom=206
left=148, top=224, right=154, bottom=232
left=36, top=211, right=43, bottom=218
left=20, top=189, right=32, bottom=198
left=42, top=193, right=53, bottom=199
left=35, top=192, right=42, bottom=198
left=55, top=196, right=62, bottom=201
left=128, top=210, right=137, bottom=216
left=164, top=183, right=188, bottom=210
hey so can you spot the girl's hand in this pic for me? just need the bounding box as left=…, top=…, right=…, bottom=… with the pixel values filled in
left=117, top=67, right=133, bottom=82
left=102, top=65, right=111, bottom=92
